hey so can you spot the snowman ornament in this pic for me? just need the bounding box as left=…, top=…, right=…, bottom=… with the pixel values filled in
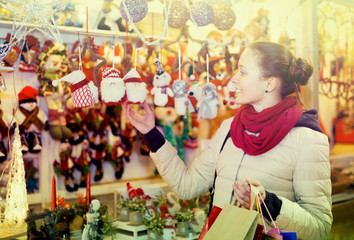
left=150, top=58, right=174, bottom=106
left=171, top=79, right=194, bottom=116
left=14, top=86, right=48, bottom=154
left=197, top=83, right=220, bottom=120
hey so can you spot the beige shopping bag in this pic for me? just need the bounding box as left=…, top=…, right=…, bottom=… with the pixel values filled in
left=204, top=186, right=260, bottom=240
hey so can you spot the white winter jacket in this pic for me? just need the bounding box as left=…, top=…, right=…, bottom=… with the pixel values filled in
left=150, top=117, right=332, bottom=240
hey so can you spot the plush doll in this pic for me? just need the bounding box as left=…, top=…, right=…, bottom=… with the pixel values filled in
left=223, top=79, right=239, bottom=109
left=159, top=204, right=176, bottom=239
left=53, top=140, right=79, bottom=192
left=2, top=33, right=21, bottom=67
left=14, top=86, right=48, bottom=154
left=100, top=67, right=125, bottom=105
left=19, top=35, right=40, bottom=72
left=37, top=41, right=72, bottom=141
left=172, top=79, right=195, bottom=116
left=107, top=130, right=126, bottom=179
left=0, top=98, right=14, bottom=162
left=144, top=195, right=156, bottom=221
left=82, top=199, right=101, bottom=240
left=197, top=83, right=220, bottom=120
left=86, top=102, right=109, bottom=182
left=190, top=208, right=206, bottom=233
left=151, top=58, right=174, bottom=107
left=187, top=73, right=202, bottom=110
left=65, top=97, right=90, bottom=188
left=166, top=192, right=181, bottom=217
left=123, top=68, right=148, bottom=104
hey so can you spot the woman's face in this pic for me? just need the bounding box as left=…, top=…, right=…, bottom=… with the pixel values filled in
left=231, top=48, right=267, bottom=109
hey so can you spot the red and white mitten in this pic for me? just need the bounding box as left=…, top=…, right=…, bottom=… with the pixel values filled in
left=52, top=70, right=98, bottom=108
left=100, top=67, right=125, bottom=105
left=123, top=68, right=148, bottom=104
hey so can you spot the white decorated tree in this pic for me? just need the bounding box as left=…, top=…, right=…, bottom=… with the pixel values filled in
left=3, top=125, right=28, bottom=232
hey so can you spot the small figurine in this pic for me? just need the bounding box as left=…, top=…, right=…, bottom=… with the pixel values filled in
left=166, top=192, right=181, bottom=217
left=100, top=67, right=125, bottom=105
left=189, top=208, right=206, bottom=234
left=123, top=68, right=148, bottom=104
left=144, top=195, right=156, bottom=221
left=151, top=58, right=174, bottom=107
left=159, top=204, right=176, bottom=240
left=223, top=80, right=239, bottom=109
left=197, top=83, right=220, bottom=120
left=82, top=199, right=101, bottom=240
left=172, top=79, right=195, bottom=116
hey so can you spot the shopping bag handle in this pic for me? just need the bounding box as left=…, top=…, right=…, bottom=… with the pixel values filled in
left=232, top=185, right=259, bottom=210
left=256, top=192, right=280, bottom=234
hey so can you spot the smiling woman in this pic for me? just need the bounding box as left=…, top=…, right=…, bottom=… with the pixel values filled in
left=124, top=41, right=332, bottom=240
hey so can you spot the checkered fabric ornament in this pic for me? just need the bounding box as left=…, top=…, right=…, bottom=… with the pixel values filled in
left=52, top=70, right=98, bottom=108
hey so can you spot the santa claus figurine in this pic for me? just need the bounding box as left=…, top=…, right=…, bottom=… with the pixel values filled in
left=100, top=67, right=125, bottom=105
left=123, top=68, right=148, bottom=104
left=151, top=58, right=174, bottom=107
left=14, top=86, right=48, bottom=154
left=52, top=70, right=99, bottom=108
left=223, top=80, right=239, bottom=109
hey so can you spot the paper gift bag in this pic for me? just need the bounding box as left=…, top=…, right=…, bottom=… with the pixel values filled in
left=203, top=185, right=260, bottom=240
left=203, top=201, right=259, bottom=240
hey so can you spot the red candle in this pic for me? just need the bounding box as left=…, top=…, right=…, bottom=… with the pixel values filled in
left=52, top=176, right=56, bottom=210
left=86, top=173, right=91, bottom=205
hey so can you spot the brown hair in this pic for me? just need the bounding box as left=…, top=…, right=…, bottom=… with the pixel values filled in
left=248, top=41, right=313, bottom=100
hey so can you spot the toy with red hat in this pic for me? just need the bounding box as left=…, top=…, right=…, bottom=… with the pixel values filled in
left=123, top=68, right=148, bottom=104
left=19, top=35, right=40, bottom=72
left=52, top=70, right=99, bottom=108
left=100, top=67, right=125, bottom=105
left=159, top=204, right=177, bottom=239
left=14, top=86, right=48, bottom=154
left=223, top=78, right=239, bottom=109
left=151, top=58, right=174, bottom=107
left=144, top=195, right=157, bottom=221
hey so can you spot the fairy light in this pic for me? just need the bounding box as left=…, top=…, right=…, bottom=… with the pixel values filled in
left=3, top=125, right=28, bottom=232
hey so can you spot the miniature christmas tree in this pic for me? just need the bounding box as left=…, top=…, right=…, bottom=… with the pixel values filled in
left=3, top=125, right=28, bottom=232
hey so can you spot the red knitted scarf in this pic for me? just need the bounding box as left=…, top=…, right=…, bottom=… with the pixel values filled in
left=230, top=96, right=303, bottom=156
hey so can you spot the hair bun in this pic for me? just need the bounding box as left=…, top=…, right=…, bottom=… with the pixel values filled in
left=293, top=58, right=313, bottom=86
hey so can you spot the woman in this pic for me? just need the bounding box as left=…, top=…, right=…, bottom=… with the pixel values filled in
left=123, top=41, right=332, bottom=240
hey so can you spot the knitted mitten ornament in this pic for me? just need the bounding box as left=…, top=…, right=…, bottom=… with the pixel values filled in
left=100, top=67, right=125, bottom=105
left=123, top=68, right=148, bottom=104
left=151, top=58, right=174, bottom=107
left=52, top=70, right=98, bottom=108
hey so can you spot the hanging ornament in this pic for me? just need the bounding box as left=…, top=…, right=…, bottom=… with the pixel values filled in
left=120, top=0, right=148, bottom=23
left=190, top=1, right=214, bottom=26
left=167, top=0, right=189, bottom=28
left=213, top=5, right=236, bottom=31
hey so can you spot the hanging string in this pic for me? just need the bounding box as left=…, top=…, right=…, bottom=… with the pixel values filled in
left=112, top=36, right=116, bottom=69
left=192, top=59, right=195, bottom=73
left=135, top=47, right=139, bottom=70
left=206, top=53, right=209, bottom=83
left=86, top=6, right=88, bottom=36
left=122, top=0, right=173, bottom=46
left=77, top=32, right=82, bottom=71
left=178, top=42, right=181, bottom=80
left=125, top=20, right=128, bottom=43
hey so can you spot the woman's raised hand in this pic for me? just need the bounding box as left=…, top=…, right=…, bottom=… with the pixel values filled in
left=123, top=101, right=155, bottom=134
